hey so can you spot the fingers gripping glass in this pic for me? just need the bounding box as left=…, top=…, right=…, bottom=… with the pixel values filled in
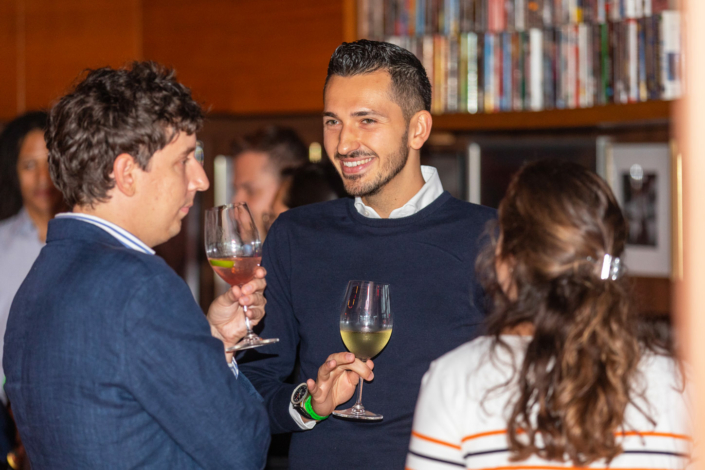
left=204, top=203, right=279, bottom=351
left=333, top=281, right=392, bottom=421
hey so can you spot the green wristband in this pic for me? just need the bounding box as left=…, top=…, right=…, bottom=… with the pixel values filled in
left=303, top=395, right=328, bottom=421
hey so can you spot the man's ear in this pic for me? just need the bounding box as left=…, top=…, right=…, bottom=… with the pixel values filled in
left=408, top=110, right=433, bottom=151
left=112, top=153, right=139, bottom=197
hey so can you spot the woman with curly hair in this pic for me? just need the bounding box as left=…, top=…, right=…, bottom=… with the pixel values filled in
left=407, top=160, right=692, bottom=470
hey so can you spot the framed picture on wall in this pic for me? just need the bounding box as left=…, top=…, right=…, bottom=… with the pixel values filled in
left=600, top=142, right=672, bottom=278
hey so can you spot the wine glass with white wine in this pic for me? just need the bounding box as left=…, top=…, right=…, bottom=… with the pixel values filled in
left=332, top=280, right=392, bottom=420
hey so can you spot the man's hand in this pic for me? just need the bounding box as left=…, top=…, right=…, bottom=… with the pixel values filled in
left=304, top=352, right=375, bottom=421
left=207, top=266, right=267, bottom=360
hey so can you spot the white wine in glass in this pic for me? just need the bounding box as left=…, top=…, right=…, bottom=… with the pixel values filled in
left=333, top=280, right=392, bottom=421
left=204, top=203, right=279, bottom=351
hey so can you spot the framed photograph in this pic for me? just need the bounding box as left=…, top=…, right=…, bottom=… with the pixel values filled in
left=599, top=142, right=671, bottom=278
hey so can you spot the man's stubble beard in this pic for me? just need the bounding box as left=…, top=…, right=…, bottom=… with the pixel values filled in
left=338, top=130, right=410, bottom=198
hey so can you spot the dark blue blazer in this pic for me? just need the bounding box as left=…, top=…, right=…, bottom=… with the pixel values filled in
left=4, top=218, right=270, bottom=469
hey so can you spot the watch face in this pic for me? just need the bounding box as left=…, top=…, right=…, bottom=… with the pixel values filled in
left=291, top=383, right=308, bottom=405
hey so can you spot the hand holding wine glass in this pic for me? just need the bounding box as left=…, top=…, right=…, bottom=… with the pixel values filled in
left=205, top=203, right=279, bottom=351
left=333, top=280, right=392, bottom=420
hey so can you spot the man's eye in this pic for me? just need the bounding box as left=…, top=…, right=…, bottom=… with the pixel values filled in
left=361, top=119, right=376, bottom=124
left=325, top=119, right=338, bottom=126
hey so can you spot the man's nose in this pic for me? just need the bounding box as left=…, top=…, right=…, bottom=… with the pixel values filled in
left=337, top=123, right=361, bottom=157
left=189, top=161, right=210, bottom=192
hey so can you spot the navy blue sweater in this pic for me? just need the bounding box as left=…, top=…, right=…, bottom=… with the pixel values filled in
left=240, top=192, right=495, bottom=469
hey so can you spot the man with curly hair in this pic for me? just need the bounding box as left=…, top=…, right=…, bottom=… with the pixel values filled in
left=4, top=62, right=270, bottom=469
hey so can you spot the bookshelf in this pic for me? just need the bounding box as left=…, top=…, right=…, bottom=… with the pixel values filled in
left=350, top=0, right=681, bottom=129
left=347, top=2, right=678, bottom=318
left=432, top=100, right=671, bottom=130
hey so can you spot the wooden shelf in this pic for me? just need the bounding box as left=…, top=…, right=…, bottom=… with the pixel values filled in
left=431, top=100, right=673, bottom=132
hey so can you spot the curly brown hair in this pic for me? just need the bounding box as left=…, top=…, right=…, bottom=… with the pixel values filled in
left=46, top=61, right=203, bottom=208
left=477, top=160, right=666, bottom=466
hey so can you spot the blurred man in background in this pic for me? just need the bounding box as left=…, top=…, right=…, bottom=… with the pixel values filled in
left=232, top=126, right=308, bottom=237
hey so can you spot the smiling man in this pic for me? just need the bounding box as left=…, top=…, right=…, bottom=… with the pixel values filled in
left=4, top=62, right=270, bottom=469
left=239, top=40, right=496, bottom=469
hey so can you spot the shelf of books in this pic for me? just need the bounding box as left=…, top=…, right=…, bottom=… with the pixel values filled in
left=356, top=0, right=682, bottom=129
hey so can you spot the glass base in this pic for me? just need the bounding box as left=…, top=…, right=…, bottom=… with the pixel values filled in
left=332, top=407, right=383, bottom=421
left=226, top=335, right=279, bottom=352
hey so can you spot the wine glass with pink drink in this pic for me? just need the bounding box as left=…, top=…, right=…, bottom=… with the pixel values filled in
left=205, top=203, right=279, bottom=351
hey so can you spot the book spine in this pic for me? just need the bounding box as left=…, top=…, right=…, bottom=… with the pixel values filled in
left=578, top=23, right=588, bottom=107
left=459, top=34, right=469, bottom=112
left=417, top=0, right=426, bottom=35
left=485, top=33, right=495, bottom=111
left=644, top=0, right=652, bottom=17
left=540, top=27, right=550, bottom=109
left=627, top=19, right=638, bottom=102
left=660, top=10, right=682, bottom=100
left=468, top=33, right=481, bottom=113
left=494, top=31, right=502, bottom=109
left=513, top=32, right=524, bottom=109
left=477, top=32, right=485, bottom=111
left=646, top=14, right=659, bottom=100
left=502, top=32, right=513, bottom=110
left=448, top=35, right=460, bottom=111
left=597, top=0, right=607, bottom=22
left=530, top=28, right=544, bottom=110
left=638, top=17, right=647, bottom=101
left=516, top=0, right=527, bottom=31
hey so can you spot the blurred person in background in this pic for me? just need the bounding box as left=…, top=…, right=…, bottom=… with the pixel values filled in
left=407, top=160, right=692, bottom=469
left=232, top=126, right=308, bottom=237
left=0, top=111, right=62, bottom=466
left=264, top=161, right=347, bottom=232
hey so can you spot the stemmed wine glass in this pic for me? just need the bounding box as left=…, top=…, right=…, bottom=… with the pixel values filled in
left=204, top=203, right=279, bottom=351
left=333, top=280, right=392, bottom=420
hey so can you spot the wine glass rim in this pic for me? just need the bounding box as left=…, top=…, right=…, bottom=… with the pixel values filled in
left=348, top=280, right=390, bottom=287
left=206, top=202, right=250, bottom=212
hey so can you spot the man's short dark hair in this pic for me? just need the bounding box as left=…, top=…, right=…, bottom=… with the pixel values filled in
left=47, top=61, right=204, bottom=208
left=324, top=39, right=432, bottom=121
left=232, top=126, right=308, bottom=175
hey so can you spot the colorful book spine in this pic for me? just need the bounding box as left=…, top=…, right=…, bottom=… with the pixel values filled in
left=660, top=10, right=681, bottom=100
left=467, top=32, right=480, bottom=113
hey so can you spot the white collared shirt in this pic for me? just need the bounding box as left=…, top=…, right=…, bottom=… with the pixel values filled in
left=289, top=165, right=446, bottom=430
left=353, top=166, right=444, bottom=219
left=55, top=212, right=155, bottom=255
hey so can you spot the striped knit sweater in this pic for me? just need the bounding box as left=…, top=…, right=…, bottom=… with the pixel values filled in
left=407, top=335, right=693, bottom=470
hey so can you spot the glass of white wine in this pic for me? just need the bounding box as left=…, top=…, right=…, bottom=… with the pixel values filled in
left=332, top=280, right=392, bottom=421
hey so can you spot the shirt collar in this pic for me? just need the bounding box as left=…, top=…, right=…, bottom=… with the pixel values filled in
left=55, top=213, right=155, bottom=255
left=354, top=166, right=444, bottom=219
left=15, top=208, right=40, bottom=238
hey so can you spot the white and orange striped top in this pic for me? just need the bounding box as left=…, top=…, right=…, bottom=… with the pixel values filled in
left=407, top=336, right=694, bottom=470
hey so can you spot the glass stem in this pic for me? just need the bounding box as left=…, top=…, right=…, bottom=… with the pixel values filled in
left=352, top=359, right=367, bottom=413
left=355, top=376, right=364, bottom=408
left=243, top=305, right=254, bottom=335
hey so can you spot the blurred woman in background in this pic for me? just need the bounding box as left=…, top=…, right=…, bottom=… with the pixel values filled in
left=407, top=160, right=691, bottom=470
left=0, top=111, right=62, bottom=466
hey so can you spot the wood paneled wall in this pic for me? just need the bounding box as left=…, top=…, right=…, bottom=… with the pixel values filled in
left=0, top=0, right=348, bottom=120
left=142, top=0, right=346, bottom=114
left=1, top=0, right=141, bottom=120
